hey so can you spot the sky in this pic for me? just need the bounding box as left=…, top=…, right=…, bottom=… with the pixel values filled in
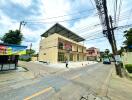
left=0, top=0, right=132, bottom=53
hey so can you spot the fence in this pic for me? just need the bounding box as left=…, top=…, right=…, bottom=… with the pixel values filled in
left=122, top=52, right=132, bottom=65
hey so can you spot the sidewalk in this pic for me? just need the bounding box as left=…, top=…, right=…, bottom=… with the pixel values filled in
left=107, top=70, right=132, bottom=100
left=35, top=61, right=97, bottom=69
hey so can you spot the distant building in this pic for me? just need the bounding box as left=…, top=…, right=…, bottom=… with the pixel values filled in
left=38, top=23, right=87, bottom=63
left=86, top=47, right=100, bottom=61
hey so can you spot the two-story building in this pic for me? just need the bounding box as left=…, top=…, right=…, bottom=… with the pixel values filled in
left=86, top=47, right=100, bottom=61
left=38, top=23, right=87, bottom=63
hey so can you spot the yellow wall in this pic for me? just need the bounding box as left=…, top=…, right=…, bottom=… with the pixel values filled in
left=122, top=52, right=132, bottom=64
left=72, top=44, right=77, bottom=51
left=39, top=34, right=58, bottom=63
left=39, top=33, right=87, bottom=63
left=32, top=57, right=38, bottom=62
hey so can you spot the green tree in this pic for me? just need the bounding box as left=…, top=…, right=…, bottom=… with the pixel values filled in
left=123, top=28, right=132, bottom=51
left=26, top=49, right=35, bottom=56
left=1, top=30, right=23, bottom=44
left=105, top=49, right=110, bottom=55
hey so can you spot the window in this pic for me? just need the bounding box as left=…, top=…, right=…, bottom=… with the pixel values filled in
left=77, top=46, right=78, bottom=52
left=44, top=53, right=46, bottom=55
left=58, top=52, right=65, bottom=62
left=40, top=46, right=42, bottom=49
left=70, top=54, right=73, bottom=61
left=58, top=42, right=63, bottom=49
left=77, top=54, right=79, bottom=61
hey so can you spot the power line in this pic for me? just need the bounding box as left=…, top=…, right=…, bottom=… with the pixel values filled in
left=89, top=0, right=96, bottom=8
left=84, top=36, right=105, bottom=41
left=126, top=8, right=132, bottom=25
left=25, top=14, right=98, bottom=24
left=75, top=24, right=101, bottom=33
left=116, top=0, right=123, bottom=26
left=25, top=8, right=95, bottom=22
left=114, top=0, right=118, bottom=27
left=82, top=30, right=102, bottom=38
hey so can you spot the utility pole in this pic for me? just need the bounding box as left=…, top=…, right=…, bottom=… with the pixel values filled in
left=109, top=16, right=117, bottom=53
left=19, top=21, right=26, bottom=32
left=109, top=15, right=122, bottom=77
left=29, top=43, right=32, bottom=56
left=94, top=0, right=122, bottom=77
left=103, top=0, right=122, bottom=77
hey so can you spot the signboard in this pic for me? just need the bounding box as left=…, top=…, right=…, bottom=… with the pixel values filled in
left=0, top=45, right=27, bottom=55
left=114, top=55, right=122, bottom=62
left=65, top=43, right=72, bottom=51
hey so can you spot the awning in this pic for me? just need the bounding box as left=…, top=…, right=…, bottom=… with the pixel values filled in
left=0, top=43, right=27, bottom=55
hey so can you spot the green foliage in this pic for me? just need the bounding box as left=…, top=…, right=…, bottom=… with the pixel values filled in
left=123, top=28, right=132, bottom=51
left=105, top=49, right=110, bottom=55
left=19, top=57, right=31, bottom=62
left=1, top=30, right=23, bottom=45
left=26, top=49, right=35, bottom=55
left=125, top=64, right=132, bottom=73
left=117, top=47, right=124, bottom=55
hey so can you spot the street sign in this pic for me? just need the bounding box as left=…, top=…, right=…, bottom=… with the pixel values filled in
left=114, top=55, right=121, bottom=62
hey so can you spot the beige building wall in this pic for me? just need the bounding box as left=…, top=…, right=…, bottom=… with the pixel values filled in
left=39, top=33, right=87, bottom=63
left=122, top=52, right=132, bottom=64
left=32, top=57, right=38, bottom=62
left=39, top=33, right=58, bottom=63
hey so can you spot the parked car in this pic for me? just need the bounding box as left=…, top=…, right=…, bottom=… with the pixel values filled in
left=103, top=58, right=111, bottom=64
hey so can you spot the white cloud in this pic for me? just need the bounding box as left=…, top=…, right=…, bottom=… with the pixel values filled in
left=10, top=0, right=31, bottom=7
left=0, top=10, right=19, bottom=35
left=71, top=15, right=101, bottom=35
left=0, top=0, right=132, bottom=52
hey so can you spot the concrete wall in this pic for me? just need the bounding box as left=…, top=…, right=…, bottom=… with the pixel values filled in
left=32, top=57, right=38, bottom=62
left=122, top=52, right=132, bottom=64
left=39, top=34, right=58, bottom=63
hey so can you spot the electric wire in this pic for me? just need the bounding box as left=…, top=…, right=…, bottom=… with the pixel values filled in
left=114, top=0, right=118, bottom=27
left=116, top=0, right=122, bottom=26
left=25, top=8, right=95, bottom=22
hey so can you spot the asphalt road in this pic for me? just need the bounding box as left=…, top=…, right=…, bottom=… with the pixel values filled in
left=0, top=63, right=113, bottom=100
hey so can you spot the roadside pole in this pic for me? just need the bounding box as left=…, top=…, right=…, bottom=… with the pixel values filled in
left=94, top=0, right=122, bottom=77
left=19, top=21, right=26, bottom=32
left=109, top=16, right=122, bottom=77
left=29, top=43, right=32, bottom=56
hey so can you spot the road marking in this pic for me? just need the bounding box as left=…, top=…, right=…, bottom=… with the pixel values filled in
left=24, top=87, right=52, bottom=100
left=71, top=74, right=81, bottom=80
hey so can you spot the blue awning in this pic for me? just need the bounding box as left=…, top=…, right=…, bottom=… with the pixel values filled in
left=128, top=45, right=132, bottom=48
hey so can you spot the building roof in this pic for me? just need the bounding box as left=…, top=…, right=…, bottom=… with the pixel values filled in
left=87, top=47, right=97, bottom=50
left=41, top=23, right=85, bottom=42
left=0, top=43, right=27, bottom=48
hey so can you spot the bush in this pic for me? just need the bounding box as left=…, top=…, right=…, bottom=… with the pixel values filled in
left=19, top=57, right=31, bottom=62
left=125, top=64, right=132, bottom=73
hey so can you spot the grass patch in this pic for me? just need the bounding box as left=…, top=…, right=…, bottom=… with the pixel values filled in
left=125, top=64, right=132, bottom=73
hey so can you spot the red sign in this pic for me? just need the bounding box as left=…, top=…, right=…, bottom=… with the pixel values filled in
left=0, top=45, right=7, bottom=54
left=65, top=43, right=72, bottom=51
